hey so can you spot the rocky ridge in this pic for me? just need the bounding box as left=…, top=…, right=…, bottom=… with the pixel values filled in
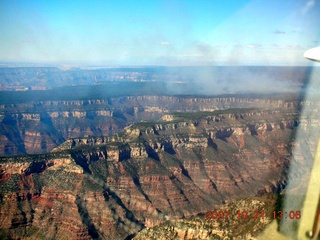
left=0, top=95, right=304, bottom=156
left=0, top=107, right=309, bottom=239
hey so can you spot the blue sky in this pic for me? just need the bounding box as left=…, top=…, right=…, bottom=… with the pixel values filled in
left=0, top=0, right=319, bottom=65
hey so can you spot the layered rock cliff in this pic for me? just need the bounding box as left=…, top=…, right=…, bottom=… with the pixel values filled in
left=0, top=107, right=310, bottom=239
left=0, top=94, right=304, bottom=156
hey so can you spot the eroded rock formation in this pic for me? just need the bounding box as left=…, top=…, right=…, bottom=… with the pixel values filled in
left=0, top=107, right=312, bottom=239
left=0, top=95, right=304, bottom=156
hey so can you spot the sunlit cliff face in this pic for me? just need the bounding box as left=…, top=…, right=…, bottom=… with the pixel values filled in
left=0, top=94, right=303, bottom=156
left=0, top=106, right=302, bottom=239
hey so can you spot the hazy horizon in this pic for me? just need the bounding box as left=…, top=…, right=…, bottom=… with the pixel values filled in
left=0, top=60, right=318, bottom=68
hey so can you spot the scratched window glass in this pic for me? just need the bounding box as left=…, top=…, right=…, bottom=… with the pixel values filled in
left=0, top=1, right=319, bottom=239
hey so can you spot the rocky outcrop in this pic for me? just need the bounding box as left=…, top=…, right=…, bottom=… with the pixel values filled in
left=0, top=107, right=310, bottom=239
left=0, top=155, right=83, bottom=180
left=0, top=95, right=304, bottom=156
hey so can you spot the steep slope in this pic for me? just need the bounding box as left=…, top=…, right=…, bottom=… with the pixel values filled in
left=0, top=95, right=301, bottom=156
left=0, top=108, right=306, bottom=239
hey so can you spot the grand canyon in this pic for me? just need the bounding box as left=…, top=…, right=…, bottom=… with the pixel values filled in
left=0, top=66, right=319, bottom=239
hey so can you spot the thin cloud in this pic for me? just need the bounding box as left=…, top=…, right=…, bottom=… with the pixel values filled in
left=195, top=43, right=213, bottom=54
left=153, top=53, right=202, bottom=58
left=302, top=0, right=315, bottom=15
left=285, top=45, right=303, bottom=50
left=273, top=30, right=286, bottom=34
left=162, top=53, right=203, bottom=57
left=21, top=38, right=35, bottom=43
left=106, top=43, right=130, bottom=46
left=193, top=43, right=217, bottom=60
left=233, top=44, right=262, bottom=49
left=245, top=44, right=262, bottom=49
left=160, top=42, right=170, bottom=45
left=269, top=44, right=303, bottom=50
left=177, top=53, right=203, bottom=57
left=213, top=44, right=227, bottom=48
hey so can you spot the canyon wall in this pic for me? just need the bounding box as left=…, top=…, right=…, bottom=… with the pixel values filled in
left=0, top=95, right=304, bottom=156
left=0, top=108, right=313, bottom=239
